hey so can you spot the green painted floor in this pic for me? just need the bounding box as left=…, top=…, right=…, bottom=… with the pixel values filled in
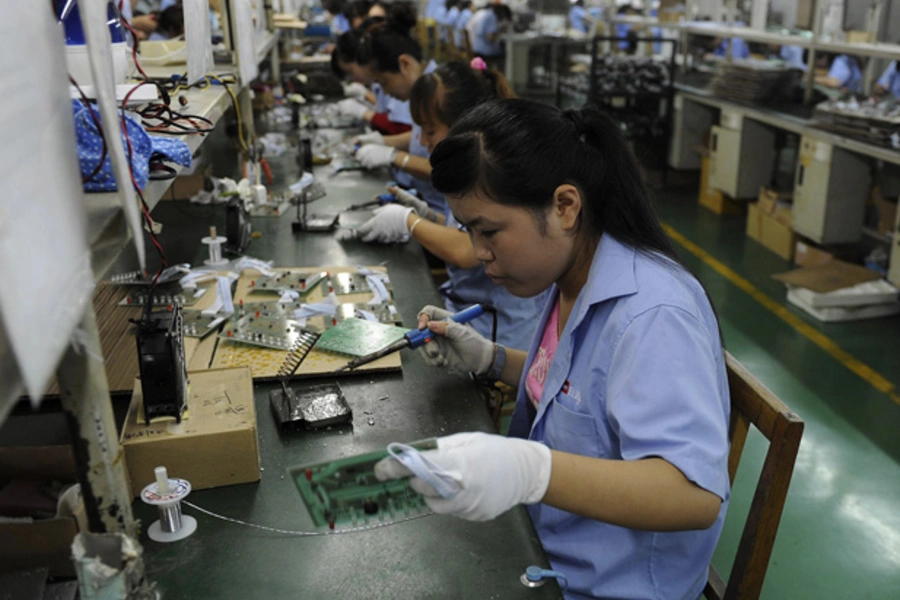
left=654, top=188, right=900, bottom=598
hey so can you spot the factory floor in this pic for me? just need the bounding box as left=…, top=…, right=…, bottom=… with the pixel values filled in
left=655, top=186, right=900, bottom=598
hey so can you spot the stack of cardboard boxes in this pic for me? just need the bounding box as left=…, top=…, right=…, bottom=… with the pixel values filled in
left=747, top=187, right=796, bottom=261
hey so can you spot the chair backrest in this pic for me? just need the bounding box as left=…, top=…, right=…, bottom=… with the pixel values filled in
left=461, top=29, right=474, bottom=62
left=705, top=352, right=804, bottom=600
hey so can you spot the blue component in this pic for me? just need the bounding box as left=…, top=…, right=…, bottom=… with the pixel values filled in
left=404, top=304, right=485, bottom=349
left=386, top=443, right=461, bottom=498
left=525, top=566, right=568, bottom=589
left=57, top=0, right=126, bottom=45
left=378, top=193, right=395, bottom=204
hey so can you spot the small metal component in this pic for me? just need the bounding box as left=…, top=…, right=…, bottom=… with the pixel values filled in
left=520, top=573, right=546, bottom=588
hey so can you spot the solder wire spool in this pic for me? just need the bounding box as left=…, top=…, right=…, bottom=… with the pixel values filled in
left=141, top=466, right=197, bottom=543
left=202, top=226, right=229, bottom=266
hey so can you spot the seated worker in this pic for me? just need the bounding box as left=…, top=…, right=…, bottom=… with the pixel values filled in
left=778, top=44, right=807, bottom=71
left=454, top=1, right=473, bottom=49
left=466, top=3, right=511, bottom=62
left=375, top=99, right=730, bottom=600
left=354, top=59, right=546, bottom=350
left=324, top=0, right=351, bottom=35
left=353, top=15, right=444, bottom=212
left=348, top=0, right=374, bottom=29
left=442, top=0, right=461, bottom=44
left=331, top=23, right=413, bottom=136
left=707, top=35, right=750, bottom=59
left=815, top=53, right=863, bottom=94
left=875, top=60, right=900, bottom=98
left=147, top=3, right=182, bottom=40
left=568, top=0, right=591, bottom=34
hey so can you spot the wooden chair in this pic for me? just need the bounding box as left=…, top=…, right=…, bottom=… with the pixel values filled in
left=705, top=352, right=804, bottom=600
left=440, top=24, right=458, bottom=61
left=461, top=29, right=474, bottom=63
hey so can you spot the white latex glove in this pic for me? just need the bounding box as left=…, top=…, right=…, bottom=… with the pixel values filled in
left=388, top=186, right=440, bottom=223
left=355, top=144, right=397, bottom=169
left=357, top=204, right=414, bottom=243
left=417, top=305, right=496, bottom=376
left=355, top=131, right=385, bottom=145
left=336, top=98, right=369, bottom=120
left=374, top=432, right=553, bottom=521
left=343, top=82, right=369, bottom=100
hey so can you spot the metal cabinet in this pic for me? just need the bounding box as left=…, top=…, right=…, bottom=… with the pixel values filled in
left=792, top=136, right=871, bottom=244
left=889, top=207, right=900, bottom=287
left=709, top=110, right=777, bottom=199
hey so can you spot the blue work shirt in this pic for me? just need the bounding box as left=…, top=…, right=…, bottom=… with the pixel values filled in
left=371, top=83, right=389, bottom=113
left=469, top=9, right=501, bottom=57
left=508, top=235, right=731, bottom=600
left=425, top=0, right=445, bottom=20
left=407, top=61, right=445, bottom=212
left=331, top=13, right=350, bottom=36
left=828, top=55, right=862, bottom=93
left=442, top=212, right=547, bottom=350
left=615, top=23, right=631, bottom=50
left=455, top=8, right=473, bottom=48
left=568, top=6, right=588, bottom=33
left=713, top=37, right=750, bottom=59
left=878, top=61, right=900, bottom=97
left=442, top=6, right=460, bottom=42
left=779, top=45, right=807, bottom=71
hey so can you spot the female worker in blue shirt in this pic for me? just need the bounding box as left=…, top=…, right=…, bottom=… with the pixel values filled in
left=816, top=53, right=863, bottom=93
left=875, top=60, right=900, bottom=98
left=376, top=99, right=730, bottom=599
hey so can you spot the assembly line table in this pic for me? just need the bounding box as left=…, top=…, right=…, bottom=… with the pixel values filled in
left=127, top=130, right=561, bottom=599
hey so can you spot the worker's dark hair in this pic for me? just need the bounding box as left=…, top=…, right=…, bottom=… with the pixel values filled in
left=430, top=99, right=681, bottom=264
left=157, top=4, right=184, bottom=37
left=349, top=0, right=374, bottom=21
left=445, top=0, right=459, bottom=9
left=330, top=15, right=388, bottom=77
left=410, top=61, right=514, bottom=126
left=357, top=10, right=421, bottom=73
left=491, top=4, right=512, bottom=21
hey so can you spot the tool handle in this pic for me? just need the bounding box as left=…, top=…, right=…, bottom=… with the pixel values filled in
left=405, top=304, right=485, bottom=349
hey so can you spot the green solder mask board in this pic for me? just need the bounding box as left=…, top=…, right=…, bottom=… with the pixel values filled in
left=315, top=317, right=407, bottom=357
left=290, top=439, right=438, bottom=528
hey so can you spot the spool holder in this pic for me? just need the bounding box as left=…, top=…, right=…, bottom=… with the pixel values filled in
left=141, top=467, right=197, bottom=543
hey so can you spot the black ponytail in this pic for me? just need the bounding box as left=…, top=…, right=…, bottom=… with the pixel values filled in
left=431, top=99, right=681, bottom=264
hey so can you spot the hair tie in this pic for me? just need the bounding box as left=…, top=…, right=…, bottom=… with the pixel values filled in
left=470, top=57, right=487, bottom=71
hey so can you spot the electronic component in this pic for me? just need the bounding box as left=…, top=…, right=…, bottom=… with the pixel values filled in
left=315, top=318, right=408, bottom=358
left=218, top=313, right=315, bottom=351
left=225, top=199, right=252, bottom=254
left=334, top=303, right=402, bottom=327
left=270, top=382, right=352, bottom=431
left=181, top=309, right=227, bottom=339
left=326, top=272, right=391, bottom=296
left=249, top=270, right=328, bottom=295
left=289, top=439, right=439, bottom=528
left=135, top=305, right=189, bottom=424
left=119, top=285, right=207, bottom=307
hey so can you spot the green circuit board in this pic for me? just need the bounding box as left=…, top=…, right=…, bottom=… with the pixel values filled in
left=314, top=317, right=407, bottom=357
left=290, top=439, right=438, bottom=528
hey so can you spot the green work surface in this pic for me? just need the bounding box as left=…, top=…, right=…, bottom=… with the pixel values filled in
left=290, top=439, right=437, bottom=528
left=315, top=317, right=408, bottom=357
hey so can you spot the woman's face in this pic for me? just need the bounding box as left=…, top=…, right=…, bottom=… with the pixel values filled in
left=368, top=4, right=386, bottom=18
left=376, top=55, right=421, bottom=100
left=341, top=59, right=372, bottom=84
left=417, top=114, right=450, bottom=153
left=448, top=191, right=577, bottom=298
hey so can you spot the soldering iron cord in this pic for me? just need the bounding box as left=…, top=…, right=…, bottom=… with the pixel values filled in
left=183, top=501, right=434, bottom=536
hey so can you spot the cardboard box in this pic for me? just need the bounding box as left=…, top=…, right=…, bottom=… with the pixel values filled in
left=121, top=367, right=260, bottom=497
left=700, top=155, right=742, bottom=215
left=167, top=164, right=212, bottom=200
left=747, top=202, right=797, bottom=260
left=774, top=259, right=882, bottom=293
left=795, top=241, right=834, bottom=267
left=0, top=414, right=81, bottom=577
left=747, top=202, right=763, bottom=240
left=846, top=30, right=875, bottom=44
left=878, top=198, right=898, bottom=237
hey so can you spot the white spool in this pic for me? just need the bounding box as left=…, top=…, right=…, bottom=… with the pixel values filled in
left=141, top=466, right=197, bottom=543
left=202, top=225, right=228, bottom=266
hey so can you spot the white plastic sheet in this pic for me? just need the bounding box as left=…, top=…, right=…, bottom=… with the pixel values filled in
left=184, top=0, right=215, bottom=84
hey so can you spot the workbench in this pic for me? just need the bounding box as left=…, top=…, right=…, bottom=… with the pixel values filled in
left=123, top=128, right=561, bottom=598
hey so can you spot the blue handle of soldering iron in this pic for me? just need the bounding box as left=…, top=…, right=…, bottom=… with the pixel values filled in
left=404, top=304, right=485, bottom=349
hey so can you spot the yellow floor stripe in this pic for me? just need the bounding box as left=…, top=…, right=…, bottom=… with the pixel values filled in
left=662, top=223, right=900, bottom=405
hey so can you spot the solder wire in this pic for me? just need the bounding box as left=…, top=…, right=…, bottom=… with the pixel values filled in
left=183, top=501, right=433, bottom=536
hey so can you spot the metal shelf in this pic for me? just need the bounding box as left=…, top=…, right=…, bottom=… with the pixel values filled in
left=680, top=23, right=814, bottom=49
left=813, top=39, right=900, bottom=61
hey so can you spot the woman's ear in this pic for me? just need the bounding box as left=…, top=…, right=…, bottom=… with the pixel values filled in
left=398, top=54, right=417, bottom=78
left=552, top=184, right=583, bottom=233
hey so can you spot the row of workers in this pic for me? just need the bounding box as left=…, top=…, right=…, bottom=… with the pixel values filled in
left=325, top=9, right=731, bottom=600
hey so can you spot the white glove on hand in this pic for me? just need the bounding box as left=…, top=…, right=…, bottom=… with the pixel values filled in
left=343, top=82, right=368, bottom=100
left=388, top=186, right=440, bottom=223
left=355, top=131, right=385, bottom=145
left=417, top=305, right=496, bottom=376
left=336, top=98, right=369, bottom=120
left=374, top=432, right=553, bottom=521
left=357, top=204, right=414, bottom=243
left=355, top=144, right=397, bottom=169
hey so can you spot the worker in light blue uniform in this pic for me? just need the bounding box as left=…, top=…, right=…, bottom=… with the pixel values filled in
left=442, top=1, right=460, bottom=43
left=454, top=1, right=473, bottom=49
left=779, top=45, right=807, bottom=71
left=568, top=0, right=588, bottom=33
left=376, top=99, right=730, bottom=600
left=822, top=54, right=863, bottom=93
left=467, top=6, right=502, bottom=58
left=424, top=0, right=445, bottom=20
left=713, top=37, right=750, bottom=59
left=876, top=61, right=900, bottom=98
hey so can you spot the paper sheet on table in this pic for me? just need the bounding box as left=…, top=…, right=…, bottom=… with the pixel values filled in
left=0, top=5, right=94, bottom=401
left=184, top=0, right=215, bottom=84
left=233, top=0, right=259, bottom=85
left=80, top=0, right=146, bottom=271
